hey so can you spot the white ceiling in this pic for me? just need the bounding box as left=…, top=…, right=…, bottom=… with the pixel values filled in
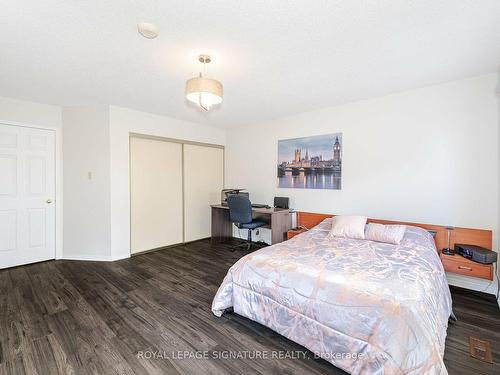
left=1, top=1, right=500, bottom=128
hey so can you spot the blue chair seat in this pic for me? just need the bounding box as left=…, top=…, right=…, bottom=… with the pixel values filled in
left=237, top=220, right=267, bottom=230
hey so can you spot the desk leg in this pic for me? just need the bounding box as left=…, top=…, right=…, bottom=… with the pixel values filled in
left=271, top=212, right=292, bottom=244
left=211, top=207, right=232, bottom=244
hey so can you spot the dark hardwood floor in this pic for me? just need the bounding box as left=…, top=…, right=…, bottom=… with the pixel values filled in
left=0, top=239, right=498, bottom=375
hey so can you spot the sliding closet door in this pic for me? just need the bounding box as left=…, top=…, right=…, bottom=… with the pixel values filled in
left=183, top=144, right=224, bottom=242
left=130, top=137, right=183, bottom=254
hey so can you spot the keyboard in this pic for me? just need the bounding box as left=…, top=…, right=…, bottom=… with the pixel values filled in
left=251, top=204, right=271, bottom=209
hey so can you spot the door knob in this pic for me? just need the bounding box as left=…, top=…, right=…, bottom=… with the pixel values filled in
left=46, top=199, right=53, bottom=204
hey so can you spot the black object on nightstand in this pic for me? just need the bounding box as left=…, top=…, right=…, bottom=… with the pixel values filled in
left=455, top=244, right=498, bottom=264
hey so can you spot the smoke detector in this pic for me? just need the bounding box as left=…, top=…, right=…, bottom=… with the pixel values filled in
left=137, top=22, right=159, bottom=39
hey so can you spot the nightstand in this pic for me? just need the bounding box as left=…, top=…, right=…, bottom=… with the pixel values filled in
left=287, top=227, right=308, bottom=240
left=440, top=251, right=493, bottom=280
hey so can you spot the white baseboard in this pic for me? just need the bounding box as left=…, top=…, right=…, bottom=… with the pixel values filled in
left=59, top=254, right=115, bottom=262
left=58, top=251, right=131, bottom=262
left=446, top=272, right=498, bottom=294
left=110, top=254, right=130, bottom=261
left=446, top=272, right=499, bottom=308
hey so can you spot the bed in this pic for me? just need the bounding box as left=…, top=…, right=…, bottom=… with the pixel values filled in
left=212, top=218, right=453, bottom=374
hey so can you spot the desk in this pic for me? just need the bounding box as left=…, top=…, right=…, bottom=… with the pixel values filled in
left=211, top=205, right=292, bottom=245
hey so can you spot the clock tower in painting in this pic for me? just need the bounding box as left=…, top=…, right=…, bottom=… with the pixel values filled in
left=333, top=136, right=341, bottom=168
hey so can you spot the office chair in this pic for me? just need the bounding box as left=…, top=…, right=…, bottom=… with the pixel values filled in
left=227, top=194, right=267, bottom=251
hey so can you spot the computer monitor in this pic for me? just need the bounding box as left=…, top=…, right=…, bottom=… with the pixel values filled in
left=274, top=196, right=289, bottom=209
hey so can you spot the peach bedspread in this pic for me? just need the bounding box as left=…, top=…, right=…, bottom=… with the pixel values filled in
left=212, top=218, right=452, bottom=374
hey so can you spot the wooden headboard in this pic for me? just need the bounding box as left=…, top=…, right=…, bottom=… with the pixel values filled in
left=296, top=212, right=492, bottom=251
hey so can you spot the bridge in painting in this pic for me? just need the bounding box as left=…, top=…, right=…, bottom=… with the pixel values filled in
left=277, top=165, right=341, bottom=177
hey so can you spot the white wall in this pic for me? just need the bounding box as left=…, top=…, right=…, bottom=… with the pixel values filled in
left=62, top=106, right=112, bottom=260
left=226, top=73, right=499, bottom=294
left=58, top=105, right=225, bottom=261
left=0, top=73, right=497, bottom=297
left=0, top=96, right=64, bottom=260
left=108, top=106, right=226, bottom=260
left=0, top=95, right=62, bottom=128
left=497, top=68, right=500, bottom=301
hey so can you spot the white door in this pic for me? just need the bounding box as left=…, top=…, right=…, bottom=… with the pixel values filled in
left=130, top=137, right=184, bottom=254
left=0, top=124, right=56, bottom=269
left=183, top=144, right=224, bottom=242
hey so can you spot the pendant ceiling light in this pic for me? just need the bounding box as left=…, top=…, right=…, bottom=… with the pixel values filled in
left=185, top=55, right=223, bottom=111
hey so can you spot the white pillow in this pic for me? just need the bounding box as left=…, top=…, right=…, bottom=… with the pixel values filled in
left=365, top=223, right=406, bottom=245
left=329, top=215, right=368, bottom=240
